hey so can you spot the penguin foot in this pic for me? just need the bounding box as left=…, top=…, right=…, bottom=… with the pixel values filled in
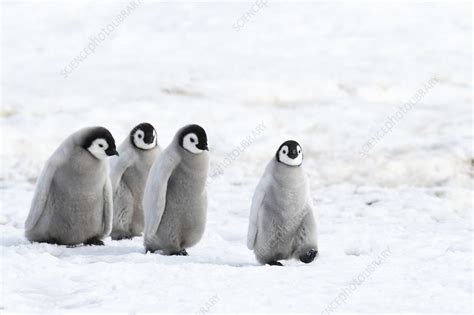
left=84, top=238, right=104, bottom=246
left=112, top=234, right=133, bottom=241
left=45, top=238, right=62, bottom=245
left=299, top=249, right=318, bottom=263
left=170, top=249, right=188, bottom=256
left=267, top=261, right=283, bottom=266
left=145, top=247, right=157, bottom=254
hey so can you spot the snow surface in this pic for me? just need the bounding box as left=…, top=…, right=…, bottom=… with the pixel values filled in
left=1, top=1, right=472, bottom=313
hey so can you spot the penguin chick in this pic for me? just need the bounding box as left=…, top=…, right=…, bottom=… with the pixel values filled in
left=25, top=127, right=118, bottom=246
left=247, top=140, right=318, bottom=265
left=110, top=123, right=160, bottom=240
left=144, top=124, right=209, bottom=255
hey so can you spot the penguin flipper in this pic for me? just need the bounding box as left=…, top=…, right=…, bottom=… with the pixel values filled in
left=25, top=155, right=63, bottom=234
left=102, top=176, right=114, bottom=237
left=109, top=145, right=134, bottom=194
left=247, top=176, right=268, bottom=250
left=144, top=149, right=181, bottom=238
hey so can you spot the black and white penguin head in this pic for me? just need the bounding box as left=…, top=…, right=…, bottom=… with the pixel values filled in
left=276, top=140, right=303, bottom=167
left=130, top=122, right=157, bottom=150
left=82, top=127, right=118, bottom=160
left=179, top=124, right=208, bottom=154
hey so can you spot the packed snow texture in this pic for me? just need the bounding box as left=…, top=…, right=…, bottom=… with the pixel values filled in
left=1, top=1, right=472, bottom=313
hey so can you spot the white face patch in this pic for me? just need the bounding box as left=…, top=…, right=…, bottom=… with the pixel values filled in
left=87, top=138, right=109, bottom=160
left=182, top=133, right=203, bottom=154
left=133, top=129, right=157, bottom=150
left=278, top=144, right=303, bottom=166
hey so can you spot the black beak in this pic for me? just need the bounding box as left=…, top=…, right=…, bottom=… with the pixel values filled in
left=196, top=142, right=209, bottom=151
left=144, top=135, right=155, bottom=144
left=288, top=148, right=298, bottom=159
left=106, top=148, right=119, bottom=156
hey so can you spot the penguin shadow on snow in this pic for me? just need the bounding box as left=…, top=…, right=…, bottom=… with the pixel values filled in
left=13, top=234, right=319, bottom=267
left=16, top=237, right=145, bottom=258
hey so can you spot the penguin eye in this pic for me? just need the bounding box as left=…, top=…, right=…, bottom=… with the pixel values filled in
left=190, top=138, right=195, bottom=143
left=98, top=144, right=104, bottom=148
left=282, top=150, right=287, bottom=154
left=138, top=134, right=142, bottom=139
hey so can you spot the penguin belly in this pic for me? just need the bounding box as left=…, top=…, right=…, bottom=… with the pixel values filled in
left=45, top=175, right=105, bottom=245
left=254, top=185, right=307, bottom=263
left=254, top=208, right=298, bottom=263
left=122, top=166, right=147, bottom=235
left=111, top=180, right=134, bottom=239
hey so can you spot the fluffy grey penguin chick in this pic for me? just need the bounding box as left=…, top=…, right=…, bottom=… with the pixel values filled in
left=247, top=140, right=318, bottom=266
left=144, top=124, right=209, bottom=255
left=25, top=126, right=119, bottom=246
left=110, top=123, right=160, bottom=240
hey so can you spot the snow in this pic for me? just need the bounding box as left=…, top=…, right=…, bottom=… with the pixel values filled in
left=1, top=1, right=472, bottom=313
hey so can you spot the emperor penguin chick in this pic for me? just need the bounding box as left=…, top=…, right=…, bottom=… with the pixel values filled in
left=144, top=124, right=209, bottom=255
left=25, top=127, right=118, bottom=246
left=247, top=140, right=318, bottom=266
left=110, top=123, right=160, bottom=240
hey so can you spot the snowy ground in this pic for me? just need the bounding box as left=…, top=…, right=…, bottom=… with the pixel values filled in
left=1, top=1, right=472, bottom=313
